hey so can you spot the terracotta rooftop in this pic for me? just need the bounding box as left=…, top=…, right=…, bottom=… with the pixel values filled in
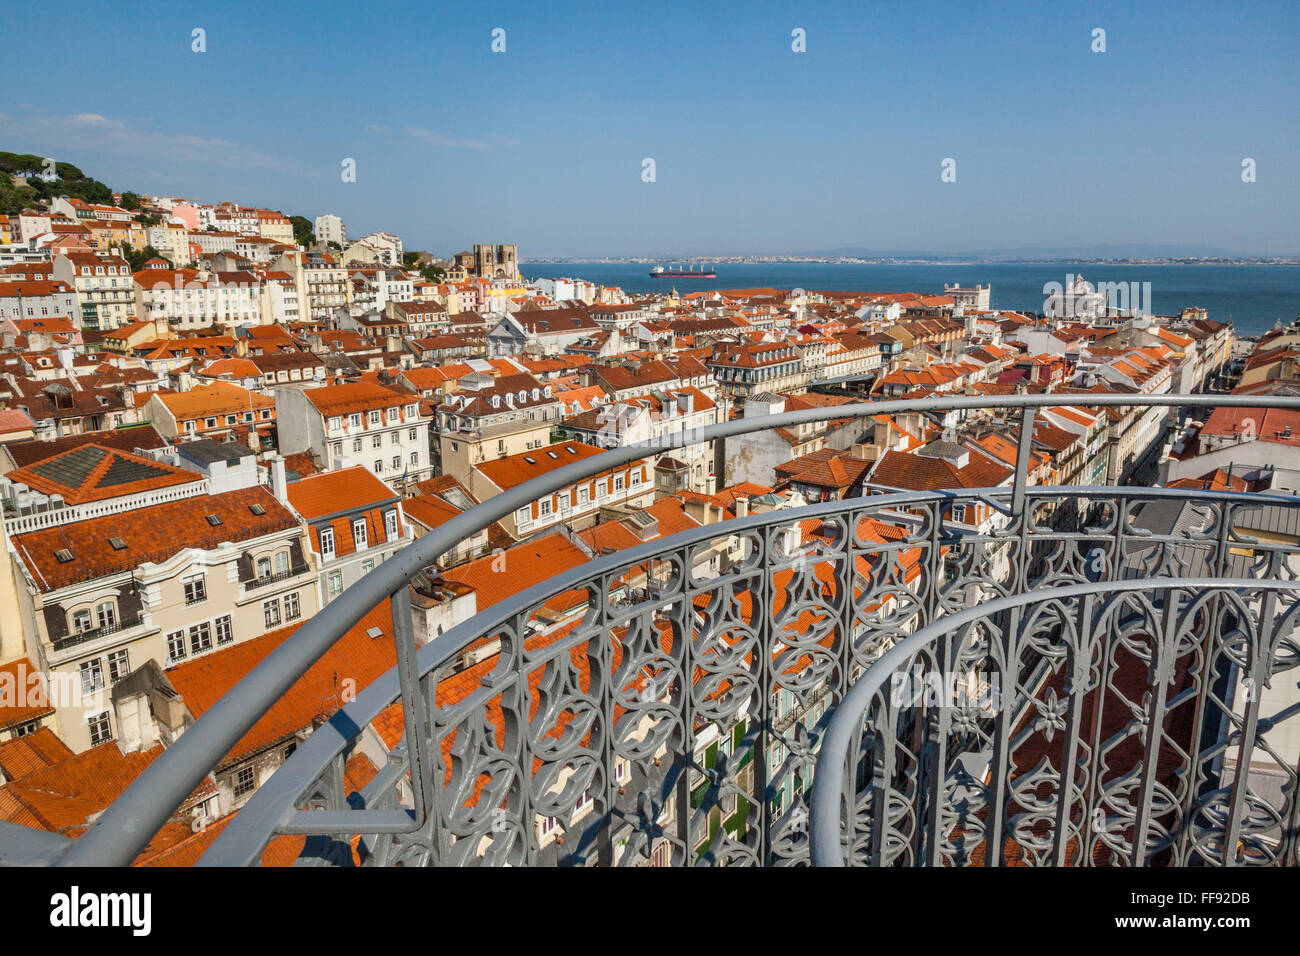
left=476, top=441, right=610, bottom=491
left=156, top=381, right=274, bottom=419
left=285, top=465, right=398, bottom=521
left=870, top=449, right=1013, bottom=492
left=305, top=381, right=409, bottom=417
left=439, top=533, right=590, bottom=613
left=0, top=659, right=54, bottom=731
left=7, top=443, right=200, bottom=505
left=165, top=603, right=396, bottom=769
left=12, top=486, right=299, bottom=592
left=0, top=727, right=74, bottom=780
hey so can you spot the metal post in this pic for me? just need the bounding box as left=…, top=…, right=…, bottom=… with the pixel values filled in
left=1011, top=406, right=1037, bottom=521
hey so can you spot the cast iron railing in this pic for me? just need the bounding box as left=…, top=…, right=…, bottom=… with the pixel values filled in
left=24, top=392, right=1300, bottom=867
left=811, top=578, right=1300, bottom=866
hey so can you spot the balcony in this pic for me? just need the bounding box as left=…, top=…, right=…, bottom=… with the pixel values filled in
left=242, top=565, right=313, bottom=592
left=25, top=393, right=1300, bottom=867
left=50, top=614, right=145, bottom=654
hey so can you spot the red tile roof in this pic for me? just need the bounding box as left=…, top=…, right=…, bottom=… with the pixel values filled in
left=475, top=441, right=608, bottom=491
left=286, top=465, right=397, bottom=520
left=166, top=603, right=396, bottom=768
left=7, top=443, right=199, bottom=505
left=12, top=486, right=299, bottom=592
left=439, top=533, right=589, bottom=612
left=0, top=727, right=73, bottom=780
left=305, top=381, right=408, bottom=417
left=0, top=659, right=54, bottom=731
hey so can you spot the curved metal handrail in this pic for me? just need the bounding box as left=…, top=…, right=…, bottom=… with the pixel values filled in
left=56, top=391, right=1300, bottom=866
left=205, top=482, right=1300, bottom=865
left=809, top=576, right=1300, bottom=867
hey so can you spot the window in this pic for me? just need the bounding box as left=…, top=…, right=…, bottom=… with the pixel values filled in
left=274, top=550, right=290, bottom=575
left=408, top=428, right=417, bottom=441
left=183, top=574, right=207, bottom=605
left=349, top=413, right=362, bottom=428
left=374, top=460, right=383, bottom=473
left=107, top=649, right=129, bottom=683
left=189, top=622, right=212, bottom=654
left=320, top=527, right=335, bottom=560
left=368, top=410, right=381, bottom=425
left=88, top=711, right=113, bottom=746
left=539, top=499, right=552, bottom=517
left=264, top=599, right=282, bottom=628
left=390, top=431, right=400, bottom=445
left=215, top=615, right=233, bottom=645
left=578, top=487, right=590, bottom=505
left=353, top=518, right=368, bottom=550
left=614, top=475, right=625, bottom=492
left=951, top=504, right=967, bottom=524
left=234, top=766, right=256, bottom=797
left=256, top=556, right=272, bottom=579
left=79, top=658, right=104, bottom=694
left=391, top=455, right=400, bottom=470
left=327, top=570, right=343, bottom=601
left=71, top=608, right=93, bottom=633
left=371, top=434, right=382, bottom=449
left=283, top=592, right=301, bottom=621
left=329, top=416, right=341, bottom=431
left=167, top=630, right=187, bottom=662
left=352, top=438, right=362, bottom=452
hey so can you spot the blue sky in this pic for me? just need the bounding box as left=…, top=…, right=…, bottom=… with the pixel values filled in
left=2, top=0, right=1297, bottom=257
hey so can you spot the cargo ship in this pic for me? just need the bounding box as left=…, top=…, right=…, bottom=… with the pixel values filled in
left=649, top=263, right=716, bottom=278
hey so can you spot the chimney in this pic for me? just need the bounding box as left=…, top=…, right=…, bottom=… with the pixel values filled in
left=268, top=453, right=288, bottom=504
left=735, top=496, right=749, bottom=519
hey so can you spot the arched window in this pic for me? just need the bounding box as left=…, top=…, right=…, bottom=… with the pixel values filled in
left=257, top=556, right=272, bottom=579
left=71, top=609, right=93, bottom=633
left=96, top=601, right=116, bottom=631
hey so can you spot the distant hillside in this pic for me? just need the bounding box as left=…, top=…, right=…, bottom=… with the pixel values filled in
left=0, top=150, right=115, bottom=216
left=800, top=243, right=1258, bottom=260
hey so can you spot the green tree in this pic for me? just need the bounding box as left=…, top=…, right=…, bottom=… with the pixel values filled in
left=115, top=244, right=167, bottom=272
left=0, top=152, right=48, bottom=177
left=289, top=215, right=314, bottom=246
